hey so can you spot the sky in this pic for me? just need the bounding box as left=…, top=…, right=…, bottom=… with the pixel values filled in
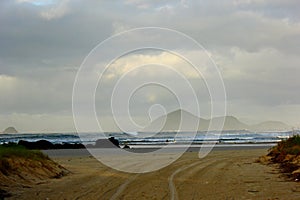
left=0, top=0, right=300, bottom=132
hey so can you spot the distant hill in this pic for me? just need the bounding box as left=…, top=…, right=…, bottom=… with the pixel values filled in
left=211, top=116, right=249, bottom=131
left=250, top=121, right=290, bottom=131
left=2, top=127, right=18, bottom=134
left=144, top=109, right=290, bottom=132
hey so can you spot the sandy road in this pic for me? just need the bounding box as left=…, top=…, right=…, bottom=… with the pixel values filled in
left=172, top=150, right=300, bottom=200
left=8, top=149, right=300, bottom=200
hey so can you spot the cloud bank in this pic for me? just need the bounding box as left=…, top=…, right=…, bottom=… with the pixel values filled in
left=0, top=0, right=300, bottom=131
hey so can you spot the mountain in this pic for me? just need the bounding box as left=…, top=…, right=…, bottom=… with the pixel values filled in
left=144, top=109, right=290, bottom=132
left=2, top=127, right=18, bottom=134
left=143, top=109, right=208, bottom=132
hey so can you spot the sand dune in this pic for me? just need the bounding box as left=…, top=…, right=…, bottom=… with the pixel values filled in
left=7, top=149, right=300, bottom=200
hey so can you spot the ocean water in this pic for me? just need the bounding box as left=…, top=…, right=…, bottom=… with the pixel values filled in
left=0, top=130, right=298, bottom=147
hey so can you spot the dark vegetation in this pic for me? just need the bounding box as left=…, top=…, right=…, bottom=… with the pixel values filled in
left=0, top=188, right=11, bottom=199
left=269, top=135, right=300, bottom=157
left=266, top=135, right=300, bottom=180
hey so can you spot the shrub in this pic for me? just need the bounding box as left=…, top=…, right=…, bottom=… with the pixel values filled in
left=269, top=135, right=300, bottom=156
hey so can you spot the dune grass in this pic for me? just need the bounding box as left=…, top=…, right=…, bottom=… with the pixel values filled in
left=0, top=143, right=50, bottom=176
left=0, top=143, right=49, bottom=161
left=0, top=144, right=60, bottom=198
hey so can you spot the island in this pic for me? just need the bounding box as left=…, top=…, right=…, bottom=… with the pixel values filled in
left=2, top=127, right=18, bottom=134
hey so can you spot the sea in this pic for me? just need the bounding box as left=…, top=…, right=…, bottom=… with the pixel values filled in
left=0, top=130, right=298, bottom=148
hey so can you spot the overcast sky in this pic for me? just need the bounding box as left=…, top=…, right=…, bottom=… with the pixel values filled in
left=1, top=0, right=300, bottom=132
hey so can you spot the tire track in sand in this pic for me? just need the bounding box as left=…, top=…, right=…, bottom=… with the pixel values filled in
left=108, top=158, right=194, bottom=199
left=109, top=174, right=139, bottom=200
left=177, top=158, right=232, bottom=200
left=168, top=158, right=217, bottom=200
left=169, top=161, right=211, bottom=200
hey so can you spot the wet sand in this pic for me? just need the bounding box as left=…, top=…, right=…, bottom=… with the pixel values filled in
left=8, top=147, right=300, bottom=200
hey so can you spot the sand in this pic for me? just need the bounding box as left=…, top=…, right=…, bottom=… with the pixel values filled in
left=7, top=148, right=300, bottom=200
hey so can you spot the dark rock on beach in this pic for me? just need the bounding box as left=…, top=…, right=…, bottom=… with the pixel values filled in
left=18, top=140, right=54, bottom=149
left=14, top=137, right=121, bottom=150
left=108, top=137, right=120, bottom=147
left=85, top=137, right=123, bottom=148
left=88, top=137, right=120, bottom=148
left=2, top=137, right=122, bottom=150
left=17, top=140, right=85, bottom=150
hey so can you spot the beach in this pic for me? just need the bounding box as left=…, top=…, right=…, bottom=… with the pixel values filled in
left=5, top=147, right=300, bottom=200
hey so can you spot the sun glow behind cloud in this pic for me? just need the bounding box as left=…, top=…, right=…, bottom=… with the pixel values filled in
left=16, top=0, right=55, bottom=6
left=16, top=0, right=71, bottom=20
